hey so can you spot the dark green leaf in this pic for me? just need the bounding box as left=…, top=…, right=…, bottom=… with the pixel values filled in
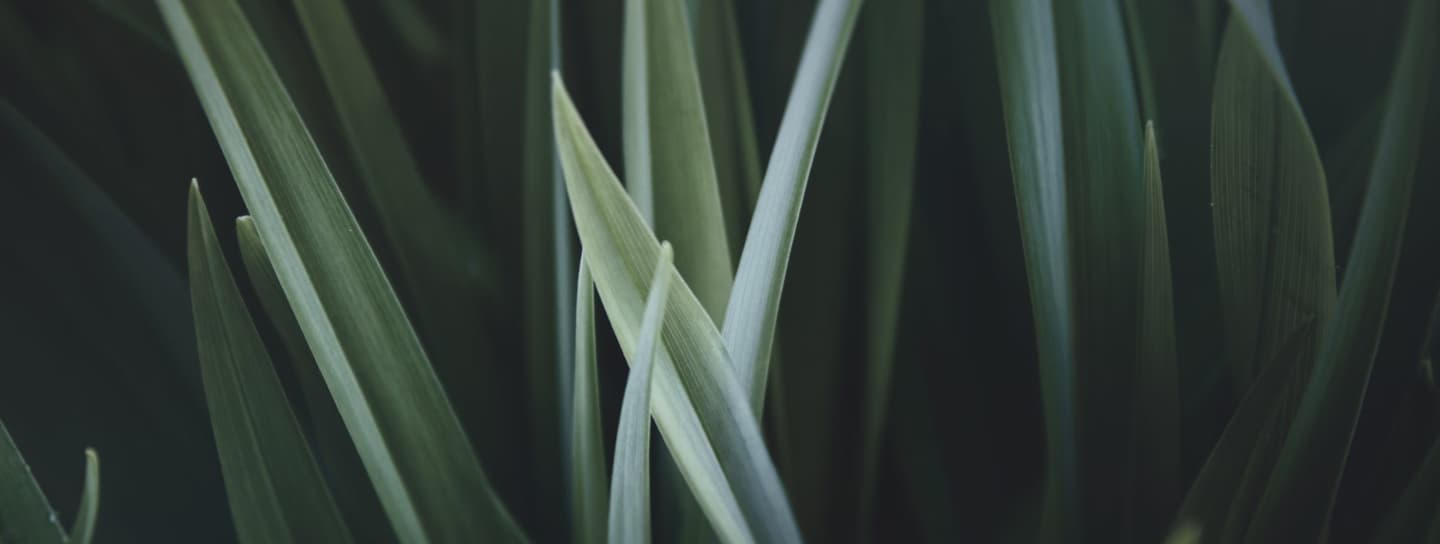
left=571, top=254, right=607, bottom=544
left=0, top=419, right=65, bottom=544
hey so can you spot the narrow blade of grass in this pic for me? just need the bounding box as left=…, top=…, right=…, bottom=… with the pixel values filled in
left=692, top=0, right=764, bottom=251
left=1134, top=121, right=1180, bottom=542
left=723, top=0, right=863, bottom=411
left=1245, top=0, right=1436, bottom=538
left=553, top=75, right=801, bottom=544
left=989, top=0, right=1078, bottom=538
left=623, top=0, right=734, bottom=320
left=856, top=0, right=924, bottom=535
left=187, top=183, right=354, bottom=544
left=67, top=449, right=100, bottom=544
left=608, top=244, right=675, bottom=544
left=572, top=253, right=608, bottom=544
left=157, top=0, right=526, bottom=540
left=0, top=419, right=66, bottom=544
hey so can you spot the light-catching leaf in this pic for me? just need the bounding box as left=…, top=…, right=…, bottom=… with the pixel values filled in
left=622, top=0, right=734, bottom=321
left=156, top=1, right=525, bottom=541
left=856, top=0, right=924, bottom=535
left=989, top=0, right=1078, bottom=538
left=187, top=183, right=353, bottom=544
left=67, top=449, right=100, bottom=544
left=723, top=0, right=863, bottom=411
left=571, top=254, right=607, bottom=544
left=553, top=75, right=801, bottom=544
left=1245, top=0, right=1436, bottom=539
left=608, top=244, right=675, bottom=544
left=0, top=419, right=65, bottom=544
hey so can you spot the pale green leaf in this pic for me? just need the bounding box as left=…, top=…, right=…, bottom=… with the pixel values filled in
left=608, top=244, right=674, bottom=544
left=723, top=0, right=863, bottom=411
left=572, top=254, right=608, bottom=544
left=66, top=449, right=100, bottom=544
left=188, top=183, right=353, bottom=544
left=156, top=1, right=525, bottom=541
left=553, top=75, right=801, bottom=544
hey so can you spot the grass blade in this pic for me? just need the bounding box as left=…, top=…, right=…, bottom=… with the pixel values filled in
left=1245, top=0, right=1436, bottom=538
left=989, top=0, right=1078, bottom=538
left=572, top=254, right=608, bottom=544
left=856, top=0, right=924, bottom=534
left=623, top=0, right=734, bottom=320
left=1211, top=11, right=1336, bottom=397
left=608, top=244, right=675, bottom=544
left=723, top=0, right=863, bottom=411
left=553, top=75, right=801, bottom=544
left=693, top=0, right=764, bottom=250
left=0, top=419, right=66, bottom=544
left=157, top=1, right=526, bottom=540
left=67, top=449, right=100, bottom=544
left=187, top=183, right=354, bottom=544
left=1134, top=122, right=1180, bottom=542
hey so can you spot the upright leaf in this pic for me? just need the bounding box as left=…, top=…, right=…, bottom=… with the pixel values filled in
left=156, top=1, right=525, bottom=540
left=856, top=0, right=924, bottom=535
left=989, top=0, right=1079, bottom=538
left=571, top=255, right=608, bottom=544
left=67, top=449, right=100, bottom=544
left=1246, top=0, right=1436, bottom=539
left=0, top=419, right=65, bottom=544
left=622, top=0, right=734, bottom=320
left=554, top=75, right=802, bottom=544
left=608, top=244, right=675, bottom=544
left=187, top=184, right=353, bottom=544
left=692, top=0, right=764, bottom=250
left=723, top=0, right=863, bottom=410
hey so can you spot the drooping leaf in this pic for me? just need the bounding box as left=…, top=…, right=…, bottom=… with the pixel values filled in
left=1245, top=0, right=1436, bottom=538
left=622, top=0, right=734, bottom=321
left=0, top=419, right=65, bottom=544
left=608, top=244, right=674, bottom=544
left=187, top=183, right=353, bottom=544
left=156, top=0, right=526, bottom=540
left=571, top=254, right=608, bottom=544
left=1211, top=10, right=1336, bottom=397
left=856, top=0, right=924, bottom=535
left=67, top=449, right=100, bottom=544
left=1133, top=121, right=1180, bottom=543
left=553, top=75, right=801, bottom=544
left=723, top=0, right=863, bottom=411
left=988, top=0, right=1078, bottom=538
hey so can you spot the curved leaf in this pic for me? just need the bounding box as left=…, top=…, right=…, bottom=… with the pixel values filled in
left=67, top=449, right=100, bottom=544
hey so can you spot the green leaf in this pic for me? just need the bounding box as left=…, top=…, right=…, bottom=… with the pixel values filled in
left=622, top=0, right=734, bottom=321
left=1245, top=0, right=1436, bottom=538
left=1211, top=10, right=1336, bottom=397
left=608, top=244, right=675, bottom=544
left=67, top=449, right=100, bottom=544
left=373, top=0, right=444, bottom=66
left=236, top=216, right=391, bottom=542
left=0, top=419, right=65, bottom=544
left=553, top=74, right=801, bottom=544
left=156, top=1, right=525, bottom=541
left=187, top=183, right=353, bottom=544
left=856, top=0, right=924, bottom=534
left=1370, top=437, right=1440, bottom=543
left=1133, top=121, right=1180, bottom=542
left=571, top=254, right=608, bottom=544
left=692, top=0, right=764, bottom=252
left=723, top=0, right=863, bottom=411
left=988, top=0, right=1078, bottom=538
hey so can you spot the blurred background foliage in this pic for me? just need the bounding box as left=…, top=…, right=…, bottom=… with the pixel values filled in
left=0, top=0, right=1436, bottom=542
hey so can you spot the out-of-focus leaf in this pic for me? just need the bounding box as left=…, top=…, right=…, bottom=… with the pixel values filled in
left=0, top=419, right=65, bottom=544
left=373, top=0, right=443, bottom=66
left=1134, top=122, right=1180, bottom=542
left=989, top=0, right=1078, bottom=538
left=693, top=0, right=764, bottom=251
left=156, top=0, right=526, bottom=540
left=1370, top=437, right=1440, bottom=543
left=608, top=244, right=674, bottom=544
left=571, top=254, right=607, bottom=544
left=187, top=184, right=353, bottom=544
left=622, top=0, right=733, bottom=320
left=1245, top=0, right=1436, bottom=539
left=67, top=449, right=100, bottom=544
left=1211, top=11, right=1336, bottom=397
left=236, top=217, right=392, bottom=543
left=553, top=75, right=801, bottom=544
left=856, top=0, right=923, bottom=535
left=723, top=0, right=863, bottom=411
